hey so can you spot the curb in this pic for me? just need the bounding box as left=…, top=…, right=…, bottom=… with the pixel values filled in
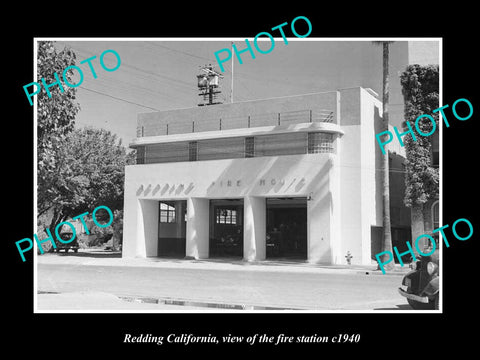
left=37, top=250, right=411, bottom=276
left=355, top=269, right=409, bottom=276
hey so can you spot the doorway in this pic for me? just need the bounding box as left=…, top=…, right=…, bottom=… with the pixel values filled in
left=157, top=200, right=186, bottom=257
left=266, top=198, right=307, bottom=259
left=209, top=199, right=244, bottom=258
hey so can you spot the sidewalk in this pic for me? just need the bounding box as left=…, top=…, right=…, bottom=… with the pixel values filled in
left=35, top=248, right=410, bottom=276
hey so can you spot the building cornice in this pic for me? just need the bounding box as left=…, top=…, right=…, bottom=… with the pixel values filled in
left=130, top=122, right=344, bottom=148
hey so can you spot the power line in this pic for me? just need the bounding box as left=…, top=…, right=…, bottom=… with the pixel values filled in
left=55, top=41, right=266, bottom=106
left=135, top=42, right=261, bottom=101
left=56, top=41, right=197, bottom=89
left=55, top=41, right=200, bottom=108
left=80, top=86, right=162, bottom=111
left=146, top=42, right=216, bottom=62
left=86, top=73, right=193, bottom=104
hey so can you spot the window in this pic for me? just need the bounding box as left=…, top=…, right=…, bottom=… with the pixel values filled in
left=189, top=141, right=198, bottom=161
left=136, top=146, right=145, bottom=164
left=255, top=132, right=307, bottom=156
left=245, top=137, right=254, bottom=158
left=159, top=202, right=176, bottom=223
left=216, top=208, right=237, bottom=225
left=308, top=132, right=334, bottom=153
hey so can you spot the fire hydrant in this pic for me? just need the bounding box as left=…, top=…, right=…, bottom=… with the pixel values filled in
left=345, top=251, right=353, bottom=265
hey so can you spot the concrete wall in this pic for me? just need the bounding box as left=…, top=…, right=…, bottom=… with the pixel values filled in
left=123, top=153, right=337, bottom=261
left=337, top=87, right=383, bottom=265
left=244, top=196, right=266, bottom=261
left=335, top=87, right=410, bottom=264
left=138, top=91, right=339, bottom=136
left=136, top=200, right=159, bottom=257
left=338, top=88, right=363, bottom=264
left=186, top=198, right=209, bottom=259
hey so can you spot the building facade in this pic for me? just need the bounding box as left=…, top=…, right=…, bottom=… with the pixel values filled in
left=122, top=87, right=410, bottom=265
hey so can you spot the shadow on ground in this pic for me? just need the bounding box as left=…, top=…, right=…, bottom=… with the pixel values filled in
left=54, top=250, right=122, bottom=258
left=374, top=304, right=413, bottom=310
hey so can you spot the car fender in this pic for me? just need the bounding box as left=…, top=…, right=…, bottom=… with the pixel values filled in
left=422, top=276, right=439, bottom=297
left=401, top=269, right=419, bottom=286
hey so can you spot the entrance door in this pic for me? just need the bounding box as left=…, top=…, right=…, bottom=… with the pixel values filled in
left=158, top=200, right=186, bottom=257
left=266, top=198, right=307, bottom=259
left=209, top=200, right=243, bottom=258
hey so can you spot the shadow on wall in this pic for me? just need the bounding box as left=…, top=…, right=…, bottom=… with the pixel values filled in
left=144, top=184, right=152, bottom=196
left=203, top=155, right=332, bottom=199
left=136, top=182, right=196, bottom=198
left=131, top=153, right=336, bottom=214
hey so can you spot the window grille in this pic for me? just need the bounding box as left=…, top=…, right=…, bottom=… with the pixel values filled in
left=308, top=132, right=334, bottom=153
left=255, top=132, right=307, bottom=157
left=159, top=202, right=176, bottom=223
left=197, top=137, right=244, bottom=161
left=216, top=208, right=237, bottom=225
left=144, top=143, right=189, bottom=164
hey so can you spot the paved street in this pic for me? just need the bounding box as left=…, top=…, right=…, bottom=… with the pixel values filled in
left=36, top=251, right=412, bottom=311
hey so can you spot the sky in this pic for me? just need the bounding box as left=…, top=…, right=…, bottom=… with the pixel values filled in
left=50, top=38, right=440, bottom=147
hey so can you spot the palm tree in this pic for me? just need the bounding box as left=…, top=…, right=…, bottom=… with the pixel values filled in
left=373, top=41, right=395, bottom=271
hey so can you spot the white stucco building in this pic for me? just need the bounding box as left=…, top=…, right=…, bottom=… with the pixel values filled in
left=122, top=86, right=409, bottom=265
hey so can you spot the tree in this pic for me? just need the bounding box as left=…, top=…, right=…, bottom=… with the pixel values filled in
left=41, top=127, right=135, bottom=235
left=373, top=41, right=395, bottom=271
left=400, top=65, right=439, bottom=253
left=37, top=41, right=81, bottom=216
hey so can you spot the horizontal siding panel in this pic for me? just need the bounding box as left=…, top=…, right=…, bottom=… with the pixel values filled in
left=198, top=137, right=245, bottom=161
left=255, top=132, right=307, bottom=156
left=145, top=142, right=189, bottom=163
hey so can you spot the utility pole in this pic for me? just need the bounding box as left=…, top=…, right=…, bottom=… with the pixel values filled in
left=197, top=64, right=224, bottom=106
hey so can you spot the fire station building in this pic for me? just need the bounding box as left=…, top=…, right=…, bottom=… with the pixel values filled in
left=122, top=86, right=410, bottom=265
